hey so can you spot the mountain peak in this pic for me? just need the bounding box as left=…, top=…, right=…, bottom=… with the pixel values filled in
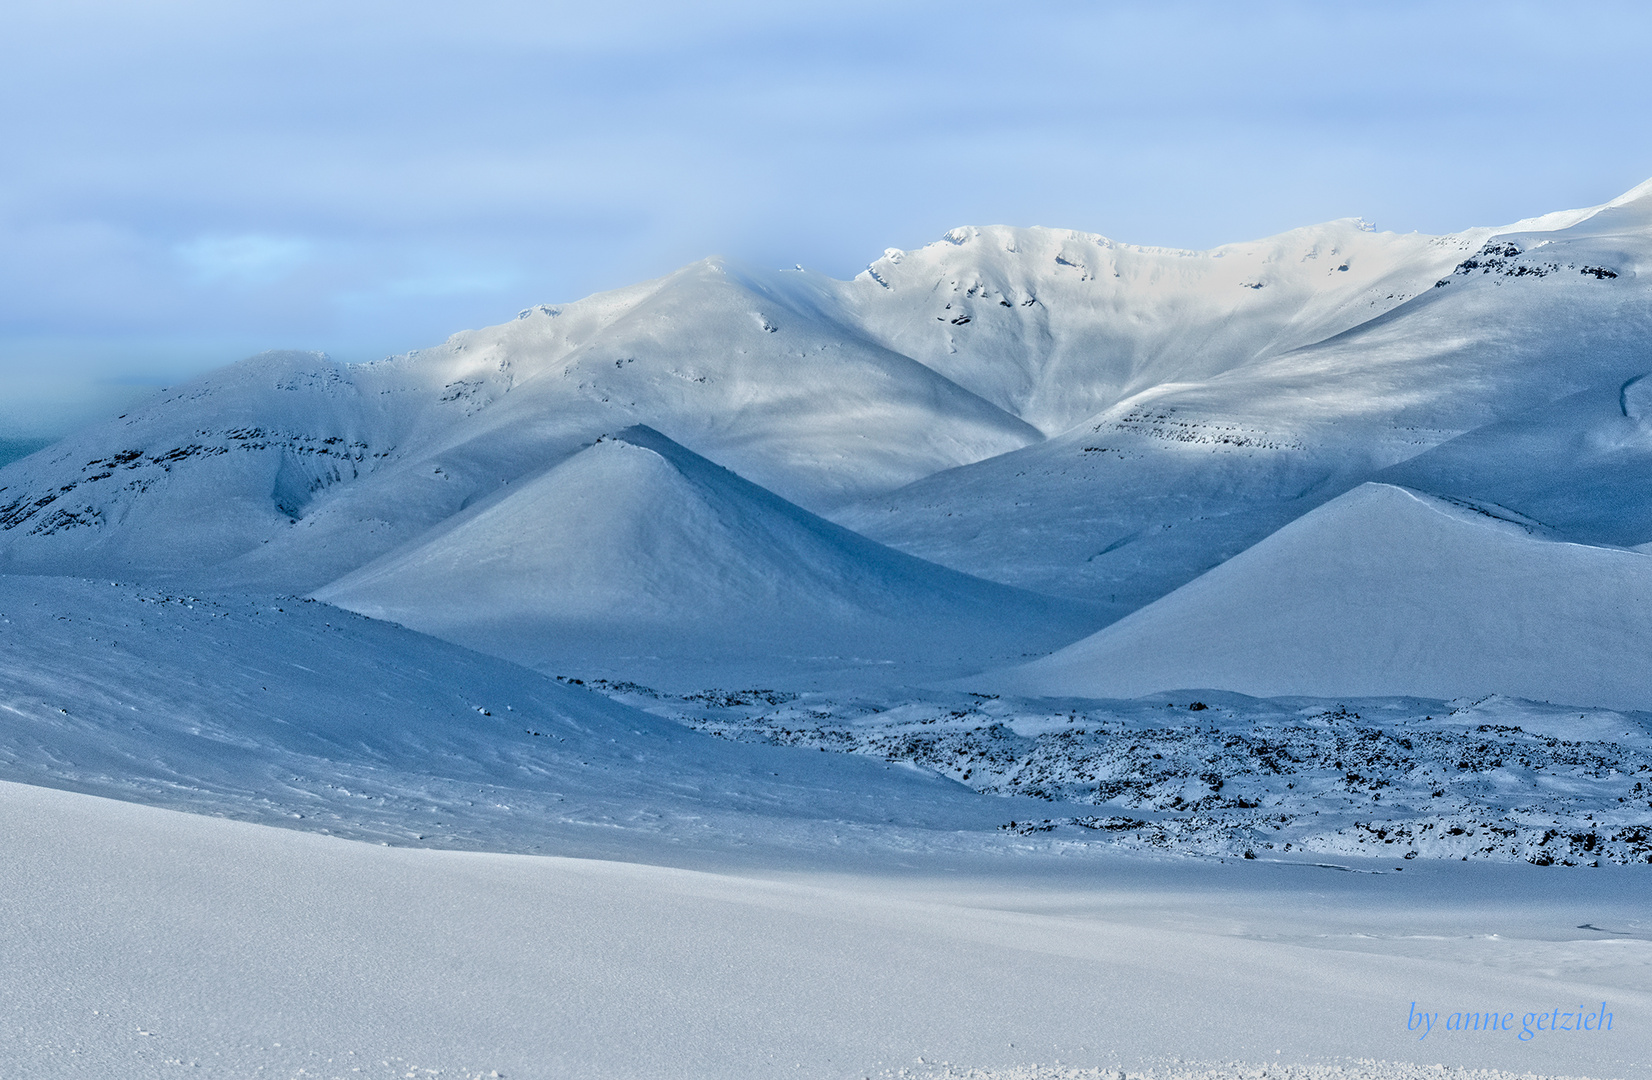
left=313, top=426, right=1099, bottom=688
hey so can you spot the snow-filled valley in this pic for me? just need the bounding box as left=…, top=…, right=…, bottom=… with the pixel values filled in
left=5, top=180, right=1652, bottom=1078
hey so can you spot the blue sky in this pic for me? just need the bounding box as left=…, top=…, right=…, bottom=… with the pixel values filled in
left=4, top=0, right=1651, bottom=440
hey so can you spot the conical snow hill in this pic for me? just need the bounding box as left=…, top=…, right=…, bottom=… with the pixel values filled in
left=990, top=483, right=1652, bottom=711
left=314, top=426, right=1101, bottom=688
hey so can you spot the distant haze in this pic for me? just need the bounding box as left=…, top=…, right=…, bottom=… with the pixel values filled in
left=0, top=439, right=53, bottom=469
left=3, top=0, right=1651, bottom=439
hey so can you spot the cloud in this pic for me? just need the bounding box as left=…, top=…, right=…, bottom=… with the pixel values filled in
left=175, top=234, right=315, bottom=285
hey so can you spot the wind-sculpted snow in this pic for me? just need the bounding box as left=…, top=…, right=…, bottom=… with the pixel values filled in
left=901, top=1063, right=1619, bottom=1080
left=9, top=780, right=1648, bottom=1080
left=314, top=426, right=1103, bottom=689
left=590, top=682, right=1652, bottom=866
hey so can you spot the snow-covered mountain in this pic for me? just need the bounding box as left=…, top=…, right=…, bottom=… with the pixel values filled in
left=2, top=179, right=1651, bottom=696
left=0, top=261, right=1046, bottom=590
left=838, top=181, right=1652, bottom=610
left=11, top=180, right=1652, bottom=1080
left=315, top=425, right=1100, bottom=688
left=991, top=483, right=1652, bottom=710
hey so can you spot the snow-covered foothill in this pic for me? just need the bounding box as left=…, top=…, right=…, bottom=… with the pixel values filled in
left=0, top=573, right=1032, bottom=860
left=313, top=426, right=1102, bottom=688
left=1376, top=373, right=1652, bottom=548
left=990, top=484, right=1652, bottom=711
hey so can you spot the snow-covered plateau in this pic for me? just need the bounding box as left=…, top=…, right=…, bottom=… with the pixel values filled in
left=4, top=180, right=1652, bottom=1078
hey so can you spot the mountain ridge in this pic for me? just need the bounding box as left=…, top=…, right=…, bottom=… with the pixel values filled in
left=3, top=178, right=1652, bottom=689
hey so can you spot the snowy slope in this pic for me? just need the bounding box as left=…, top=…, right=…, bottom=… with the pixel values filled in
left=7, top=780, right=1650, bottom=1080
left=314, top=426, right=1102, bottom=688
left=0, top=260, right=1041, bottom=590
left=990, top=484, right=1652, bottom=711
left=836, top=405, right=1360, bottom=618
left=6, top=567, right=1645, bottom=868
left=0, top=573, right=1034, bottom=858
left=1375, top=373, right=1652, bottom=548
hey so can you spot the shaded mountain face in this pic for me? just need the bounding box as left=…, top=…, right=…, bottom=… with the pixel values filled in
left=0, top=574, right=1017, bottom=855
left=2, top=180, right=1651, bottom=689
left=1373, top=373, right=1652, bottom=548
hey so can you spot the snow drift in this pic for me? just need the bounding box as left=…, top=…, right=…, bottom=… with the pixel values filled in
left=992, top=483, right=1652, bottom=711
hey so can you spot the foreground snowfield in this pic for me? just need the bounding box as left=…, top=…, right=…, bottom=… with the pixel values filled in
left=4, top=780, right=1648, bottom=1080
left=2, top=572, right=1649, bottom=1078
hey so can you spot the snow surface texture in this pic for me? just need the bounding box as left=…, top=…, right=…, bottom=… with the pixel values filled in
left=902, top=1066, right=1617, bottom=1080
left=5, top=781, right=1649, bottom=1080
left=992, top=485, right=1652, bottom=710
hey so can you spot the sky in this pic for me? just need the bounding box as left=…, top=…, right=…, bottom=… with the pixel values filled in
left=3, top=0, right=1652, bottom=442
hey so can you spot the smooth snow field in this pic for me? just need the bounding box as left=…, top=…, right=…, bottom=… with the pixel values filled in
left=4, top=780, right=1648, bottom=1080
left=7, top=181, right=1652, bottom=1078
